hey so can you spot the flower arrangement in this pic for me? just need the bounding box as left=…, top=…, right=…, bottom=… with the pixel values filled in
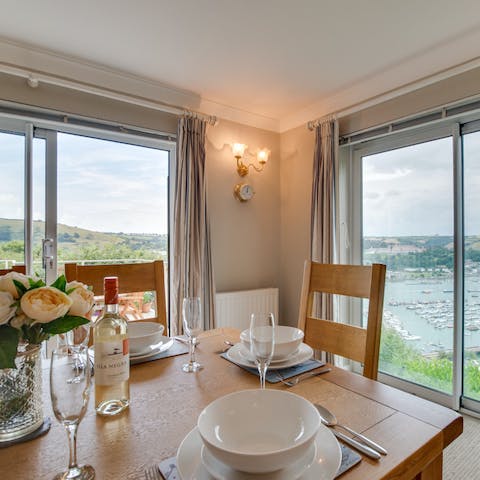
left=0, top=272, right=94, bottom=369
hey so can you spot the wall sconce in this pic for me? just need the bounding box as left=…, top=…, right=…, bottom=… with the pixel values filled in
left=232, top=143, right=270, bottom=177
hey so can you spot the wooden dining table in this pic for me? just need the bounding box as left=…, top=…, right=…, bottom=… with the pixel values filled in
left=0, top=328, right=463, bottom=480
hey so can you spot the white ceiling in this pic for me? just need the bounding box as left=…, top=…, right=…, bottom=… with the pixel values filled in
left=1, top=0, right=480, bottom=131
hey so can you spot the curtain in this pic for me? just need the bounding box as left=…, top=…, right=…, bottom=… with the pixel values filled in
left=310, top=117, right=338, bottom=362
left=172, top=116, right=216, bottom=335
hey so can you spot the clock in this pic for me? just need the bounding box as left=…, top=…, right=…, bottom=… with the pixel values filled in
left=234, top=183, right=254, bottom=202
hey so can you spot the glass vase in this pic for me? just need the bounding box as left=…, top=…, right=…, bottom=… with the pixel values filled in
left=0, top=344, right=44, bottom=442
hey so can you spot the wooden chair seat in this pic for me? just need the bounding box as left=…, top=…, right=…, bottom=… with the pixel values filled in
left=298, top=261, right=386, bottom=380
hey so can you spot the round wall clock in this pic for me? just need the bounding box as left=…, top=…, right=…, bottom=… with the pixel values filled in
left=234, top=183, right=254, bottom=202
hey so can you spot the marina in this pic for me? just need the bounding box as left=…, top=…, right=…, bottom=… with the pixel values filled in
left=381, top=275, right=480, bottom=355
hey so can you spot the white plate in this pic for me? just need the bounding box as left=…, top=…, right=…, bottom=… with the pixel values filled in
left=129, top=336, right=174, bottom=359
left=237, top=345, right=299, bottom=364
left=88, top=336, right=174, bottom=362
left=201, top=441, right=316, bottom=480
left=177, top=426, right=341, bottom=480
left=226, top=343, right=314, bottom=370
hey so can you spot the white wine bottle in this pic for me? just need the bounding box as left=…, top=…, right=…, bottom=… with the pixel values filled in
left=94, top=276, right=130, bottom=416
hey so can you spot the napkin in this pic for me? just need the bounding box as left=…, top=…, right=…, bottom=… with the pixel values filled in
left=158, top=444, right=361, bottom=479
left=220, top=352, right=326, bottom=383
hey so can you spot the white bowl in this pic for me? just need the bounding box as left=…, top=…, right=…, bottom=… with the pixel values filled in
left=197, top=389, right=320, bottom=474
left=240, top=325, right=304, bottom=361
left=128, top=321, right=164, bottom=355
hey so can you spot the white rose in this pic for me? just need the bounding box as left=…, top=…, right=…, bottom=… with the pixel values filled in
left=0, top=291, right=16, bottom=325
left=0, top=272, right=30, bottom=299
left=67, top=281, right=94, bottom=316
left=21, top=287, right=73, bottom=324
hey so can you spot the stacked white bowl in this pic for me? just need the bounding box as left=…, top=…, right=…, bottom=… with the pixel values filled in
left=128, top=321, right=164, bottom=355
left=197, top=389, right=321, bottom=474
left=240, top=325, right=304, bottom=361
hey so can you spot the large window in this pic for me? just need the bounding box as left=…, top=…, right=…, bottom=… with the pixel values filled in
left=343, top=118, right=480, bottom=412
left=0, top=116, right=174, bottom=325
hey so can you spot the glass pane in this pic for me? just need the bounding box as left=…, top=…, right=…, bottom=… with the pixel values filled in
left=32, top=138, right=46, bottom=278
left=0, top=131, right=25, bottom=269
left=463, top=130, right=480, bottom=401
left=362, top=137, right=454, bottom=394
left=56, top=133, right=169, bottom=321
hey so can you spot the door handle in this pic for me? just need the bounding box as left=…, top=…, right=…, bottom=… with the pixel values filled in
left=42, top=238, right=54, bottom=269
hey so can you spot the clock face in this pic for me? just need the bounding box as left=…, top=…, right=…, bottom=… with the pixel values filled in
left=234, top=183, right=254, bottom=202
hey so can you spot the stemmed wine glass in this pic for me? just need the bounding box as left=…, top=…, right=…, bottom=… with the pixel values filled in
left=50, top=345, right=95, bottom=480
left=182, top=297, right=203, bottom=372
left=249, top=312, right=275, bottom=389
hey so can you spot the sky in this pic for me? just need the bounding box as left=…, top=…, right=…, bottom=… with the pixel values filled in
left=0, top=131, right=169, bottom=234
left=363, top=132, right=480, bottom=237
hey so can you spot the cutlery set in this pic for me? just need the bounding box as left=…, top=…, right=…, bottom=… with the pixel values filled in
left=315, top=404, right=387, bottom=460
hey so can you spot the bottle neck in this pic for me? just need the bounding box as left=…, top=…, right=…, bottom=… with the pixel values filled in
left=105, top=303, right=119, bottom=314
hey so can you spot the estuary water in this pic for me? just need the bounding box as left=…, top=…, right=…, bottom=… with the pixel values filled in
left=382, top=275, right=480, bottom=355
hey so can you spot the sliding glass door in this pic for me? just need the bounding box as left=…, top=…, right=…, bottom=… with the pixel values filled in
left=345, top=119, right=480, bottom=412
left=0, top=118, right=173, bottom=294
left=462, top=128, right=480, bottom=409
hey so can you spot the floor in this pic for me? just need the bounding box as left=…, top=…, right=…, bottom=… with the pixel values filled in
left=444, top=413, right=480, bottom=479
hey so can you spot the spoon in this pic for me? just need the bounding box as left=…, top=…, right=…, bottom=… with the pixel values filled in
left=315, top=404, right=387, bottom=455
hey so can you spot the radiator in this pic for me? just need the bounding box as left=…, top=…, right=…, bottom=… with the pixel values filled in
left=215, top=288, right=279, bottom=330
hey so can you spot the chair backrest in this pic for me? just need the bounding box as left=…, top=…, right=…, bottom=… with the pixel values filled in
left=298, top=261, right=386, bottom=380
left=0, top=265, right=26, bottom=275
left=64, top=261, right=168, bottom=333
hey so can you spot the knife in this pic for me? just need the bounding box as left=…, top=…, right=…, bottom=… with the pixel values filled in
left=330, top=429, right=381, bottom=460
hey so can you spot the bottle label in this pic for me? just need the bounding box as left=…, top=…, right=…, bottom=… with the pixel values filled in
left=94, top=339, right=129, bottom=385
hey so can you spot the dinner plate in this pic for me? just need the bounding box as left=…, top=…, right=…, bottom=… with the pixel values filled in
left=226, top=342, right=314, bottom=370
left=88, top=336, right=174, bottom=362
left=201, top=441, right=316, bottom=480
left=177, top=425, right=341, bottom=480
left=237, top=345, right=299, bottom=364
left=130, top=336, right=174, bottom=359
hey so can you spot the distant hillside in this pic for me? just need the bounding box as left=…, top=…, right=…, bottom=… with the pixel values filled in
left=0, top=218, right=167, bottom=255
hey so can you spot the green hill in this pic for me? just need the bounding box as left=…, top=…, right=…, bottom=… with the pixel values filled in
left=0, top=218, right=167, bottom=263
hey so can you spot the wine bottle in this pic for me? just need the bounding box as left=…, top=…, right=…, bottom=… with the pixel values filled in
left=94, top=276, right=130, bottom=416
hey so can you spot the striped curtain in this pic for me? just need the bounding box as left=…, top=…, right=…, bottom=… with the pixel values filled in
left=310, top=117, right=338, bottom=326
left=172, top=116, right=216, bottom=335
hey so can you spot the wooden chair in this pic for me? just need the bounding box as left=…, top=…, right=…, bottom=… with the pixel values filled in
left=64, top=261, right=168, bottom=333
left=298, top=261, right=386, bottom=380
left=0, top=265, right=26, bottom=275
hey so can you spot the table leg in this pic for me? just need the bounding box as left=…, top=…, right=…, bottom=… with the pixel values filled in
left=415, top=454, right=443, bottom=480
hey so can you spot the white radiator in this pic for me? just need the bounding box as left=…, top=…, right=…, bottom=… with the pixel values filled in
left=215, top=288, right=279, bottom=330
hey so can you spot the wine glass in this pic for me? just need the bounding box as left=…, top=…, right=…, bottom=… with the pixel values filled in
left=182, top=297, right=203, bottom=372
left=50, top=345, right=95, bottom=480
left=249, top=313, right=275, bottom=389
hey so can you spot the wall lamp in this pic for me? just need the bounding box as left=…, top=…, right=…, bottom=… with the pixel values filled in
left=232, top=143, right=270, bottom=177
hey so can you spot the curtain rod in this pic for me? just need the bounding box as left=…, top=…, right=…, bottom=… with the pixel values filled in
left=0, top=63, right=217, bottom=127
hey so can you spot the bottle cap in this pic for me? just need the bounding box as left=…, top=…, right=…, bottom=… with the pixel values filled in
left=104, top=276, right=119, bottom=305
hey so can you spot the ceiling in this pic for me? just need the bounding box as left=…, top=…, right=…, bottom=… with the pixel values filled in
left=1, top=0, right=480, bottom=131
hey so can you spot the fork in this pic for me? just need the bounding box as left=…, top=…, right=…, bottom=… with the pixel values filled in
left=144, top=464, right=164, bottom=480
left=276, top=368, right=331, bottom=387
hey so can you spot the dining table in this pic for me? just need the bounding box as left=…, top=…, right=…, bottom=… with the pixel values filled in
left=0, top=327, right=463, bottom=480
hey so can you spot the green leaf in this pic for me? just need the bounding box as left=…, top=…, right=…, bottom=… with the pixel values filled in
left=50, top=275, right=67, bottom=292
left=65, top=287, right=76, bottom=295
left=13, top=280, right=27, bottom=297
left=28, top=278, right=45, bottom=289
left=0, top=325, right=20, bottom=369
left=41, top=315, right=89, bottom=335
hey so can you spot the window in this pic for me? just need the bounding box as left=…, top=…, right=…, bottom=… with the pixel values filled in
left=341, top=117, right=480, bottom=412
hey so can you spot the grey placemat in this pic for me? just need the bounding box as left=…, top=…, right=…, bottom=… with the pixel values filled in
left=220, top=351, right=326, bottom=383
left=0, top=417, right=51, bottom=449
left=130, top=340, right=189, bottom=365
left=158, top=443, right=361, bottom=479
